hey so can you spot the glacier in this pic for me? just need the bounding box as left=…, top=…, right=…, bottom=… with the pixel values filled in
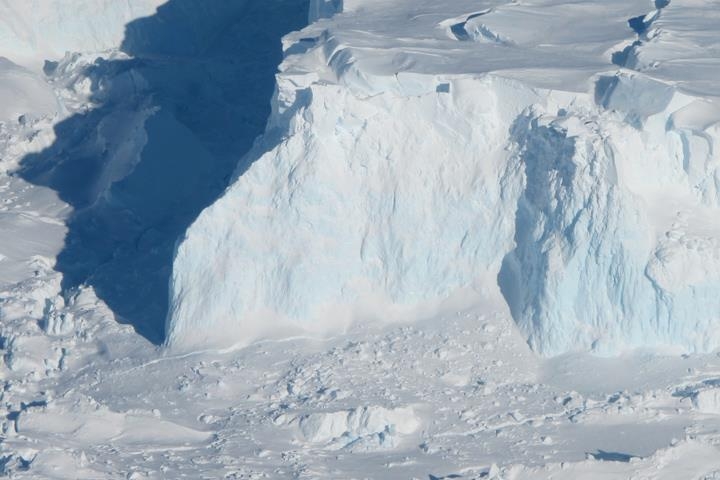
left=166, top=0, right=720, bottom=355
left=5, top=1, right=720, bottom=477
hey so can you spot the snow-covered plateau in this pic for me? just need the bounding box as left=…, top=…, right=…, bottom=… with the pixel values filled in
left=2, top=0, right=720, bottom=478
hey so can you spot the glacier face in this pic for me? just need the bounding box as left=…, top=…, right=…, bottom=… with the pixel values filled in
left=167, top=0, right=720, bottom=355
left=167, top=76, right=538, bottom=348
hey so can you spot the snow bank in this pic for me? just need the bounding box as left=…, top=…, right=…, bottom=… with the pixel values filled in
left=15, top=395, right=210, bottom=446
left=167, top=0, right=720, bottom=355
left=510, top=440, right=720, bottom=480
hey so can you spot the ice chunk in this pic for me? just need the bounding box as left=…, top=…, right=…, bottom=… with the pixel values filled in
left=296, top=405, right=420, bottom=450
left=693, top=389, right=720, bottom=415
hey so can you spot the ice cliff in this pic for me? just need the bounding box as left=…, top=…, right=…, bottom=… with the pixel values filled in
left=167, top=0, right=720, bottom=355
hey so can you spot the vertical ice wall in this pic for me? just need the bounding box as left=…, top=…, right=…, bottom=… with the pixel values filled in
left=165, top=77, right=539, bottom=349
left=166, top=1, right=720, bottom=355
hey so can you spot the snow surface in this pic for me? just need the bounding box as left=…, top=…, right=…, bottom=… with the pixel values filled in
left=0, top=0, right=165, bottom=71
left=168, top=0, right=720, bottom=355
left=2, top=0, right=720, bottom=478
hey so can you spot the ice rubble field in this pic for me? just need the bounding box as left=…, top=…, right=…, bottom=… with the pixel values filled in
left=1, top=0, right=720, bottom=478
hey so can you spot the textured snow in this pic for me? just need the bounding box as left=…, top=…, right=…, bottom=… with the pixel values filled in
left=168, top=0, right=720, bottom=355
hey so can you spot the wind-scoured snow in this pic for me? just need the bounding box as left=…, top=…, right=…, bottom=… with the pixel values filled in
left=167, top=0, right=720, bottom=355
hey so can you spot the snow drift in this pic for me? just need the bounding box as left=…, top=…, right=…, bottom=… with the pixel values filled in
left=167, top=0, right=720, bottom=355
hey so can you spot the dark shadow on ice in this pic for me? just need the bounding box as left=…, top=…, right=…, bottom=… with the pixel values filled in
left=588, top=450, right=638, bottom=463
left=428, top=474, right=462, bottom=480
left=17, top=0, right=309, bottom=344
left=672, top=377, right=720, bottom=398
